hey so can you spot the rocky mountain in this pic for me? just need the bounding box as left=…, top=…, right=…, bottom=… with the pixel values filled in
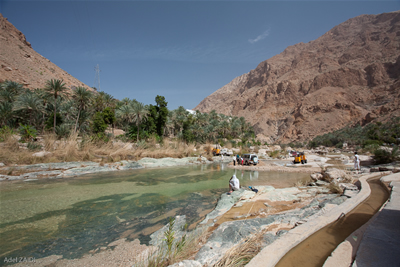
left=0, top=13, right=92, bottom=91
left=194, top=11, right=400, bottom=143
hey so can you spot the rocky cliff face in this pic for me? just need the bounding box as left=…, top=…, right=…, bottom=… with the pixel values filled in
left=0, top=14, right=92, bottom=91
left=195, top=11, right=400, bottom=143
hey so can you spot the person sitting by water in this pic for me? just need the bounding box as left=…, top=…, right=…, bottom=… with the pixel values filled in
left=228, top=174, right=240, bottom=194
left=354, top=151, right=360, bottom=172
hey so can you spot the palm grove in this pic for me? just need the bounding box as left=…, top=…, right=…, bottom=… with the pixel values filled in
left=0, top=79, right=255, bottom=145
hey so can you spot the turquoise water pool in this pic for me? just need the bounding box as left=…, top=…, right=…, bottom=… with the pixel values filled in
left=0, top=163, right=308, bottom=263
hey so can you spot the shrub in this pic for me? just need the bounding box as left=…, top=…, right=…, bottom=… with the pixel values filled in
left=91, top=132, right=111, bottom=144
left=0, top=126, right=14, bottom=142
left=363, top=139, right=383, bottom=148
left=92, top=112, right=107, bottom=134
left=55, top=124, right=72, bottom=138
left=27, top=142, right=42, bottom=151
left=18, top=125, right=37, bottom=142
left=363, top=143, right=380, bottom=153
left=373, top=146, right=399, bottom=164
left=45, top=112, right=63, bottom=130
left=102, top=107, right=116, bottom=126
left=268, top=150, right=280, bottom=158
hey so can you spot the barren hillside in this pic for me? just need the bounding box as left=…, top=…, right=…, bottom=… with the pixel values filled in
left=0, top=13, right=93, bottom=91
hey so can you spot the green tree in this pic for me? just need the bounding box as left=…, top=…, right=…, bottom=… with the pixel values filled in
left=45, top=112, right=63, bottom=130
left=132, top=102, right=149, bottom=141
left=0, top=80, right=25, bottom=127
left=103, top=107, right=116, bottom=128
left=0, top=80, right=23, bottom=102
left=174, top=106, right=188, bottom=136
left=116, top=103, right=134, bottom=130
left=33, top=88, right=52, bottom=133
left=13, top=90, right=44, bottom=127
left=155, top=95, right=169, bottom=136
left=0, top=102, right=14, bottom=127
left=44, top=79, right=68, bottom=133
left=72, top=87, right=93, bottom=133
left=92, top=111, right=107, bottom=134
left=91, top=91, right=115, bottom=113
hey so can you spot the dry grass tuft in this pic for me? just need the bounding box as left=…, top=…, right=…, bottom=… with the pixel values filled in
left=0, top=135, right=201, bottom=166
left=204, top=144, right=213, bottom=155
left=43, top=133, right=57, bottom=152
left=63, top=133, right=80, bottom=162
left=134, top=226, right=209, bottom=267
left=328, top=183, right=343, bottom=194
left=294, top=178, right=310, bottom=187
left=212, top=230, right=266, bottom=267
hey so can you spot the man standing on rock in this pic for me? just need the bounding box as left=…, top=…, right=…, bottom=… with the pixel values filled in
left=228, top=174, right=240, bottom=194
left=354, top=152, right=361, bottom=173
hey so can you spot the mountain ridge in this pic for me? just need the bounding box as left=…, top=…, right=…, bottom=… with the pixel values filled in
left=194, top=11, right=400, bottom=143
left=0, top=13, right=93, bottom=92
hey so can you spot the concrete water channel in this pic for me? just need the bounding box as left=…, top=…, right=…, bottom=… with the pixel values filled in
left=0, top=163, right=309, bottom=265
left=275, top=177, right=389, bottom=267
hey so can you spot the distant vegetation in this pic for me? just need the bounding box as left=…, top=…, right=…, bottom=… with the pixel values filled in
left=307, top=118, right=400, bottom=164
left=308, top=118, right=400, bottom=149
left=0, top=79, right=255, bottom=146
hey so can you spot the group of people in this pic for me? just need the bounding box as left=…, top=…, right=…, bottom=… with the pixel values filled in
left=232, top=155, right=243, bottom=166
left=227, top=151, right=361, bottom=195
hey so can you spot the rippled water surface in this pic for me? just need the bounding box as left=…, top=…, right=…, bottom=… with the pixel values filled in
left=0, top=163, right=308, bottom=263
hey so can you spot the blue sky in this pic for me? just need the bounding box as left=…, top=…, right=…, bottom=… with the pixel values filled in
left=1, top=1, right=399, bottom=110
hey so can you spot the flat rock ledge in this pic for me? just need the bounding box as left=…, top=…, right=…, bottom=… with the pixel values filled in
left=0, top=156, right=232, bottom=181
left=168, top=185, right=347, bottom=267
left=246, top=172, right=392, bottom=267
left=195, top=194, right=347, bottom=266
left=137, top=156, right=231, bottom=168
left=0, top=161, right=143, bottom=181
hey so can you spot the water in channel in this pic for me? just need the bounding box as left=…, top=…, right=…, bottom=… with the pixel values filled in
left=0, top=163, right=309, bottom=263
left=275, top=177, right=389, bottom=267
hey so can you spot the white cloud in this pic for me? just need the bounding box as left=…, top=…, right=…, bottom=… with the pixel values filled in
left=248, top=29, right=270, bottom=44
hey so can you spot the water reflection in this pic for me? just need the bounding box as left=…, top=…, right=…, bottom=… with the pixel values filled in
left=0, top=163, right=308, bottom=263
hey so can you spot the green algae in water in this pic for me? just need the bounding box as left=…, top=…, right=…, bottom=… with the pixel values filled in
left=0, top=164, right=308, bottom=264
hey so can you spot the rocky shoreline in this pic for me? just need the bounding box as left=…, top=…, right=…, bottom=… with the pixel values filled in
left=0, top=156, right=232, bottom=182
left=4, top=155, right=400, bottom=267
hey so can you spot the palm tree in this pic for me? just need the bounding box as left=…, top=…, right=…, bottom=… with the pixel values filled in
left=72, top=87, right=93, bottom=132
left=174, top=106, right=188, bottom=135
left=13, top=91, right=44, bottom=127
left=44, top=79, right=68, bottom=133
left=164, top=116, right=175, bottom=137
left=132, top=102, right=149, bottom=141
left=33, top=88, right=51, bottom=133
left=0, top=80, right=24, bottom=102
left=0, top=102, right=13, bottom=127
left=209, top=110, right=219, bottom=121
left=230, top=117, right=241, bottom=138
left=116, top=104, right=134, bottom=130
left=219, top=120, right=230, bottom=137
